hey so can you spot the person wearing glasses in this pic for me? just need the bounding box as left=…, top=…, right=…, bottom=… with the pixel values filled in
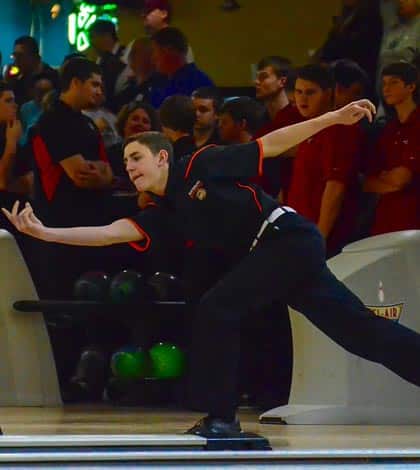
left=5, top=36, right=58, bottom=106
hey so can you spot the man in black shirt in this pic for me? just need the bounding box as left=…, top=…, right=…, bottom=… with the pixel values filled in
left=5, top=99, right=420, bottom=437
left=191, top=87, right=222, bottom=148
left=5, top=36, right=58, bottom=106
left=89, top=20, right=126, bottom=111
left=31, top=58, right=116, bottom=299
left=32, top=58, right=114, bottom=228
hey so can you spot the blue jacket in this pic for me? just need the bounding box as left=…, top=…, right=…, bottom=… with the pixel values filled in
left=150, top=63, right=214, bottom=108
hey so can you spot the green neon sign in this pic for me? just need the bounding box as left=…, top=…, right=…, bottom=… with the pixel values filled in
left=68, top=2, right=118, bottom=52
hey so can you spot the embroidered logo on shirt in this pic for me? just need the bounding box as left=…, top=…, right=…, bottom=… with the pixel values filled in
left=188, top=180, right=207, bottom=200
left=196, top=188, right=207, bottom=200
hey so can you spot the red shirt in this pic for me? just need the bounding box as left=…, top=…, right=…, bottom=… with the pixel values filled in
left=287, top=123, right=364, bottom=253
left=369, top=106, right=420, bottom=236
left=252, top=103, right=302, bottom=197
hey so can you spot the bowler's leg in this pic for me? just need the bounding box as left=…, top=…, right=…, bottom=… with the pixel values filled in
left=188, top=225, right=325, bottom=423
left=289, top=266, right=420, bottom=386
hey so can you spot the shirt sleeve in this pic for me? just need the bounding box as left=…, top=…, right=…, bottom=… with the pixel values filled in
left=124, top=206, right=172, bottom=253
left=184, top=141, right=264, bottom=181
left=323, top=125, right=362, bottom=184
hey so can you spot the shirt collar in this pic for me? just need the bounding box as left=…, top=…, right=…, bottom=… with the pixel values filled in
left=395, top=105, right=420, bottom=127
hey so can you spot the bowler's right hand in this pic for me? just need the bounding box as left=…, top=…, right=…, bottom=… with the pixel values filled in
left=2, top=201, right=45, bottom=239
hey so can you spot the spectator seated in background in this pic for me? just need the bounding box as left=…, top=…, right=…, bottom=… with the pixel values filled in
left=219, top=97, right=263, bottom=145
left=89, top=20, right=126, bottom=111
left=150, top=27, right=213, bottom=108
left=107, top=100, right=161, bottom=188
left=379, top=0, right=420, bottom=77
left=114, top=37, right=165, bottom=110
left=82, top=86, right=121, bottom=150
left=287, top=64, right=364, bottom=257
left=364, top=62, right=419, bottom=235
left=0, top=82, right=33, bottom=212
left=0, top=81, right=35, bottom=294
left=191, top=87, right=222, bottom=148
left=5, top=36, right=59, bottom=106
left=381, top=0, right=400, bottom=34
left=142, top=0, right=194, bottom=63
left=316, top=0, right=383, bottom=82
left=159, top=95, right=196, bottom=160
left=376, top=0, right=419, bottom=119
left=254, top=56, right=303, bottom=199
left=331, top=59, right=371, bottom=108
left=19, top=72, right=59, bottom=145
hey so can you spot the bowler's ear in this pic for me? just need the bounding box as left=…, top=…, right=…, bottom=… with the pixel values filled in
left=157, top=149, right=169, bottom=165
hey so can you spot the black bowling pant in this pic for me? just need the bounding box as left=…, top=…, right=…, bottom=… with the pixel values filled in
left=188, top=213, right=420, bottom=418
left=183, top=245, right=293, bottom=410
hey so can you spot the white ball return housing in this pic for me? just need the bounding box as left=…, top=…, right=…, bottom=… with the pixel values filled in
left=0, top=229, right=61, bottom=406
left=260, top=230, right=420, bottom=425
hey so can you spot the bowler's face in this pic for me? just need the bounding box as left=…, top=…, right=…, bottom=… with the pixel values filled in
left=124, top=141, right=160, bottom=192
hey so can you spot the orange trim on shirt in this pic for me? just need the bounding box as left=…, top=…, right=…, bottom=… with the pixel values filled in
left=184, top=144, right=217, bottom=179
left=256, top=138, right=264, bottom=176
left=236, top=182, right=263, bottom=212
left=124, top=218, right=152, bottom=252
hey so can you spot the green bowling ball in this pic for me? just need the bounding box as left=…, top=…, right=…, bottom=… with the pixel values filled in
left=109, top=270, right=146, bottom=304
left=111, top=346, right=150, bottom=380
left=149, top=342, right=186, bottom=378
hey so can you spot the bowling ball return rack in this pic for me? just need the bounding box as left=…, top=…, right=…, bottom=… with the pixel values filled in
left=13, top=299, right=187, bottom=315
left=11, top=299, right=271, bottom=452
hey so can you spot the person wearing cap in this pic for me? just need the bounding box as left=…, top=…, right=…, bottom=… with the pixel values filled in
left=142, top=0, right=194, bottom=63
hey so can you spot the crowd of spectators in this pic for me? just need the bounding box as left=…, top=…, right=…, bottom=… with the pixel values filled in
left=0, top=0, right=418, bottom=405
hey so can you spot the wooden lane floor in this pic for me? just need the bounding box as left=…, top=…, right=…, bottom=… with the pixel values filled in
left=1, top=405, right=420, bottom=453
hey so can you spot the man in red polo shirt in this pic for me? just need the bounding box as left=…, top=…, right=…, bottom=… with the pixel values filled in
left=364, top=62, right=419, bottom=235
left=287, top=64, right=364, bottom=256
left=253, top=56, right=302, bottom=199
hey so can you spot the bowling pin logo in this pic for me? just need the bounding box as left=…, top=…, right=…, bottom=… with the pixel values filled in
left=378, top=281, right=385, bottom=304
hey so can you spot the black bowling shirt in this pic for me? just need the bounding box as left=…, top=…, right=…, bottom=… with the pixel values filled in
left=127, top=141, right=279, bottom=257
left=31, top=100, right=113, bottom=227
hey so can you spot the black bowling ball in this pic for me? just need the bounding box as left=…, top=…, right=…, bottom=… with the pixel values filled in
left=148, top=272, right=185, bottom=301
